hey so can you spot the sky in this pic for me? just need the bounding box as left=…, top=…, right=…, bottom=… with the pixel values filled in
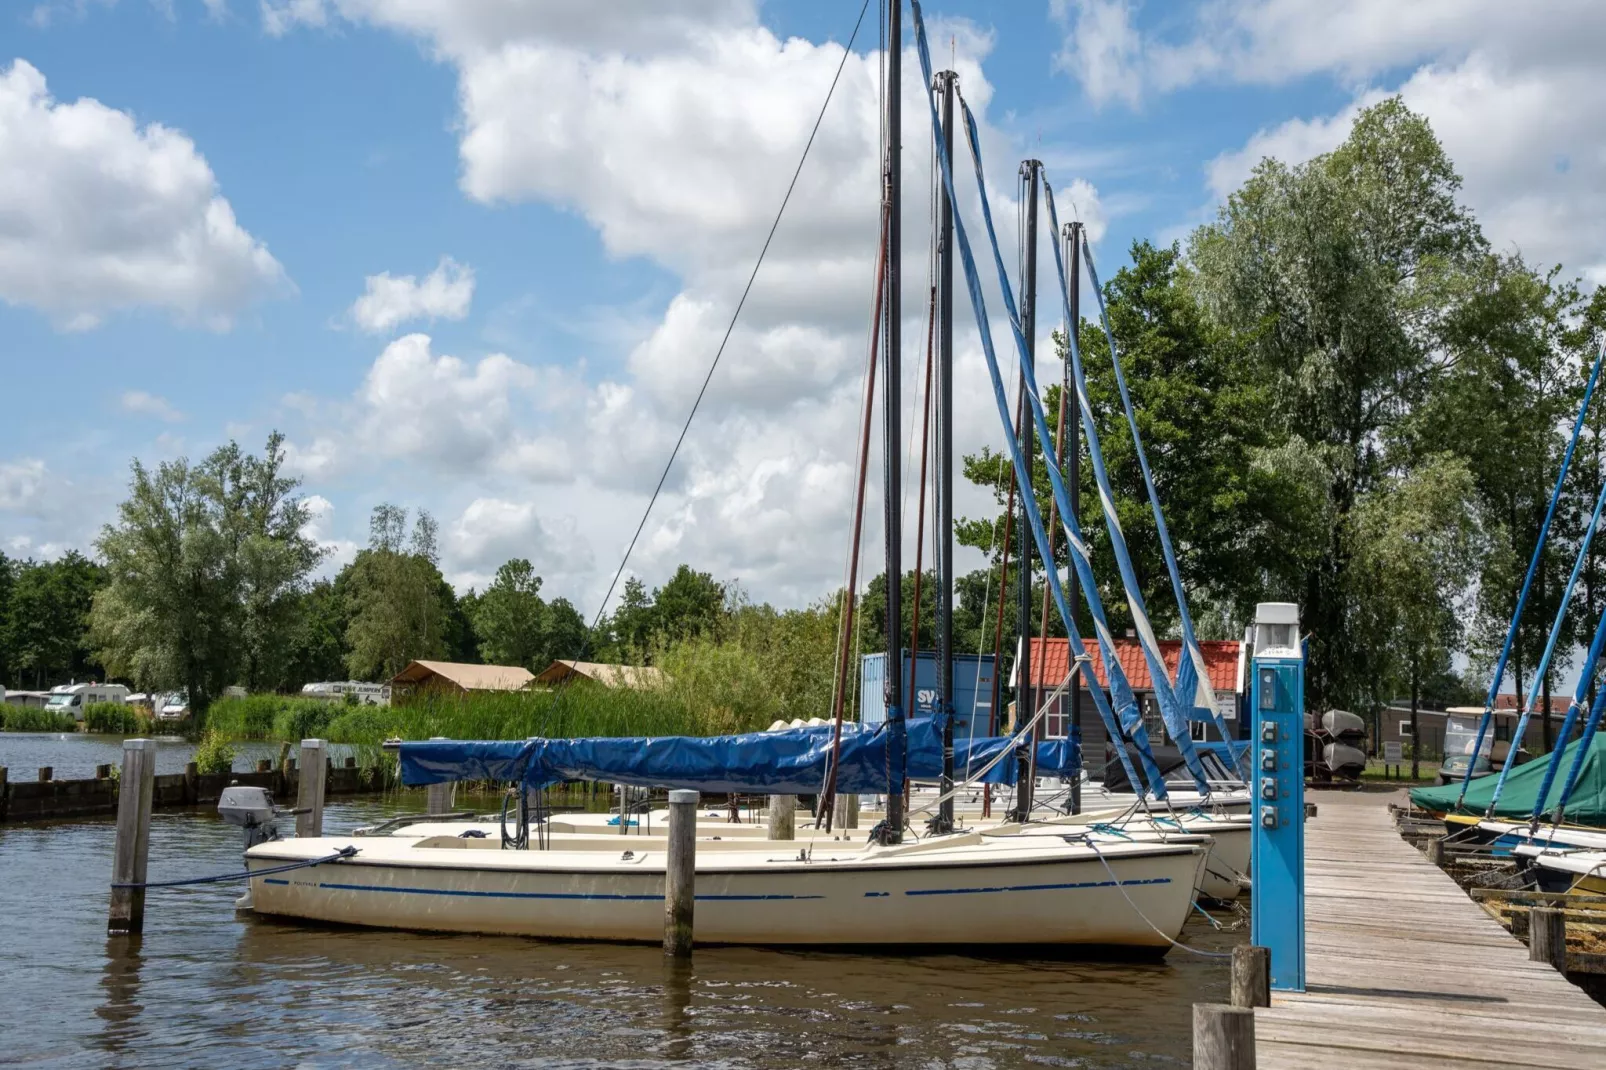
left=3, top=0, right=1606, bottom=627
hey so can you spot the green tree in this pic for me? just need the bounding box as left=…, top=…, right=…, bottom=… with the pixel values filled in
left=474, top=559, right=548, bottom=669
left=91, top=434, right=317, bottom=723
left=283, top=579, right=349, bottom=687
left=1349, top=455, right=1485, bottom=777
left=652, top=565, right=726, bottom=640
left=5, top=552, right=106, bottom=688
left=342, top=505, right=455, bottom=680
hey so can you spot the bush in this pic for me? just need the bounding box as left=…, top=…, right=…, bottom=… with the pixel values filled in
left=1, top=706, right=79, bottom=732
left=193, top=728, right=236, bottom=774
left=83, top=702, right=154, bottom=735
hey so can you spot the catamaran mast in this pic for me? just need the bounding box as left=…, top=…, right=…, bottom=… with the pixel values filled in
left=1013, top=159, right=1041, bottom=821
left=935, top=67, right=957, bottom=835
left=881, top=0, right=906, bottom=844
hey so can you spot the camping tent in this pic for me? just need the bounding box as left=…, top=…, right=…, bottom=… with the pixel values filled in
left=1409, top=732, right=1606, bottom=825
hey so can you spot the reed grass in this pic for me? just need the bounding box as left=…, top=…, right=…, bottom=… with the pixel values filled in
left=0, top=706, right=78, bottom=732
left=83, top=702, right=155, bottom=735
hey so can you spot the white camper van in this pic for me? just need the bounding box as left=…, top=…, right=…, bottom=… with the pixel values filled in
left=44, top=682, right=131, bottom=720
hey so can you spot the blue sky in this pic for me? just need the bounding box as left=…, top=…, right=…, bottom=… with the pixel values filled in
left=3, top=1, right=1604, bottom=630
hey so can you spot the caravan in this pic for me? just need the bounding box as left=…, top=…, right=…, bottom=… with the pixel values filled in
left=44, top=682, right=130, bottom=721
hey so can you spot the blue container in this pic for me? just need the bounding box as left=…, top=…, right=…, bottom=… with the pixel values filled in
left=859, top=651, right=998, bottom=740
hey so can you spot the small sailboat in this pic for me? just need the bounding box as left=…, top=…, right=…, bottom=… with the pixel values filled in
left=1515, top=843, right=1606, bottom=894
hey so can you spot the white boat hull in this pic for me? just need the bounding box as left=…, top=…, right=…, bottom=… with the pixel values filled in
left=246, top=837, right=1206, bottom=950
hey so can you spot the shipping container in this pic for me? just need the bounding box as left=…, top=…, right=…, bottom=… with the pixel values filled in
left=859, top=651, right=998, bottom=740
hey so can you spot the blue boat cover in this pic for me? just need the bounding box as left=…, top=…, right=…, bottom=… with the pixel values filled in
left=400, top=717, right=1077, bottom=796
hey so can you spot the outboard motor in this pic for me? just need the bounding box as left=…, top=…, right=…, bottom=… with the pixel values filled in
left=217, top=784, right=281, bottom=849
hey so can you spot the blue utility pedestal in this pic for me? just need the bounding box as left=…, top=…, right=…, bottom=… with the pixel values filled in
left=1250, top=601, right=1305, bottom=992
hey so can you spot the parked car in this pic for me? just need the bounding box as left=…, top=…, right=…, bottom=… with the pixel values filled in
left=1437, top=708, right=1529, bottom=785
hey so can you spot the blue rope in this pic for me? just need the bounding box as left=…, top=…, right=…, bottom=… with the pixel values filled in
left=955, top=106, right=1192, bottom=797
left=1040, top=184, right=1213, bottom=792
left=1488, top=467, right=1606, bottom=812
left=908, top=0, right=1158, bottom=799
left=1459, top=342, right=1605, bottom=807
left=111, top=846, right=358, bottom=889
left=1079, top=241, right=1239, bottom=759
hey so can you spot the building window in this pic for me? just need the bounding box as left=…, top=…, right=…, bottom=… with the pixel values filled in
left=1399, top=720, right=1413, bottom=737
left=1044, top=695, right=1067, bottom=739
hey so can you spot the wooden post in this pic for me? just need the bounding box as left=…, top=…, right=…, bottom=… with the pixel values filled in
left=256, top=759, right=272, bottom=773
left=107, top=739, right=156, bottom=935
left=38, top=766, right=52, bottom=782
left=426, top=736, right=455, bottom=815
left=1427, top=838, right=1446, bottom=866
left=1193, top=1003, right=1256, bottom=1070
left=296, top=739, right=326, bottom=838
left=344, top=756, right=356, bottom=769
left=833, top=792, right=850, bottom=831
left=1231, top=945, right=1271, bottom=1008
left=0, top=766, right=8, bottom=822
left=184, top=760, right=199, bottom=804
left=96, top=763, right=112, bottom=779
left=664, top=788, right=697, bottom=957
left=1530, top=907, right=1568, bottom=972
left=767, top=794, right=796, bottom=840
left=846, top=793, right=859, bottom=829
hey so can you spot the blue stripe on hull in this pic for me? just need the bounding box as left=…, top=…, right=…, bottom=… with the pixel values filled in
left=261, top=876, right=1170, bottom=900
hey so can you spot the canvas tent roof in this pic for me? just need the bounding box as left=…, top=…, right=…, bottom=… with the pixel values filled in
left=1409, top=732, right=1606, bottom=825
left=533, top=660, right=667, bottom=690
left=391, top=660, right=535, bottom=692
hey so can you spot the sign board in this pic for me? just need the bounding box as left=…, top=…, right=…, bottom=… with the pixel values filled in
left=1382, top=741, right=1403, bottom=763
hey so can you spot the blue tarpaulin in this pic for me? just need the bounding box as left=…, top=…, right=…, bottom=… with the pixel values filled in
left=399, top=717, right=1078, bottom=796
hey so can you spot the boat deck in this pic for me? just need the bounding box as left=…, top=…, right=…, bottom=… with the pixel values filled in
left=1254, top=788, right=1606, bottom=1069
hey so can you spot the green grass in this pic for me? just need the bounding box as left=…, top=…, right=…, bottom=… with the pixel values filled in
left=1, top=706, right=78, bottom=732
left=207, top=694, right=347, bottom=742
left=1359, top=759, right=1442, bottom=783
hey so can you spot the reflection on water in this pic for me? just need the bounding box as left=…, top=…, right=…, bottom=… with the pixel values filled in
left=1, top=795, right=1238, bottom=1067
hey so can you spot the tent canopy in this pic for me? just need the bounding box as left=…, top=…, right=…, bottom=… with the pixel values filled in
left=1409, top=732, right=1606, bottom=825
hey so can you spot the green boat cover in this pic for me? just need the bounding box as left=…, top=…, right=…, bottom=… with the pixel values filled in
left=1410, top=732, right=1606, bottom=824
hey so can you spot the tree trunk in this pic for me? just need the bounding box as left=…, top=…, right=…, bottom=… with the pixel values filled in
left=1410, top=655, right=1421, bottom=782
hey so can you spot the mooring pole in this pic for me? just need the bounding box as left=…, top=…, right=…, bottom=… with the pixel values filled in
left=296, top=738, right=326, bottom=838
left=1193, top=1003, right=1256, bottom=1070
left=1231, top=945, right=1271, bottom=1008
left=1013, top=159, right=1041, bottom=821
left=934, top=67, right=958, bottom=836
left=1530, top=906, right=1568, bottom=973
left=107, top=738, right=156, bottom=935
left=1066, top=220, right=1084, bottom=814
left=426, top=736, right=455, bottom=815
left=768, top=794, right=797, bottom=840
left=880, top=0, right=906, bottom=845
left=664, top=788, right=698, bottom=957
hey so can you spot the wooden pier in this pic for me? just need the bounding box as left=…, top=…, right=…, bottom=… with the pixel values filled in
left=1253, top=788, right=1606, bottom=1069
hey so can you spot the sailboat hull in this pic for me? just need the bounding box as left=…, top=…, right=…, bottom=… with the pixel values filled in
left=245, top=838, right=1205, bottom=949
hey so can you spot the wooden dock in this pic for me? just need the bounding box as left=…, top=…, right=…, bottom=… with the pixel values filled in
left=1253, top=788, right=1606, bottom=1069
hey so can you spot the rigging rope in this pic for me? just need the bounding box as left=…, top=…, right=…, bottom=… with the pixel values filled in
left=1078, top=238, right=1237, bottom=767
left=111, top=846, right=358, bottom=889
left=1529, top=559, right=1606, bottom=830
left=1458, top=341, right=1606, bottom=807
left=584, top=0, right=873, bottom=639
left=908, top=0, right=1158, bottom=799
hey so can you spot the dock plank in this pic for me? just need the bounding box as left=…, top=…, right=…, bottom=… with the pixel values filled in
left=1253, top=790, right=1606, bottom=1069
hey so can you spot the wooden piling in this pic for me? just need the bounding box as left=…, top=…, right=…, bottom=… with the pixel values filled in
left=664, top=788, right=697, bottom=957
left=1231, top=946, right=1271, bottom=1008
left=1193, top=1003, right=1255, bottom=1070
left=0, top=766, right=9, bottom=822
left=38, top=766, right=52, bottom=783
left=256, top=759, right=272, bottom=773
left=107, top=739, right=156, bottom=935
left=295, top=739, right=326, bottom=838
left=1426, top=838, right=1446, bottom=866
left=96, top=763, right=112, bottom=780
left=832, top=792, right=850, bottom=831
left=767, top=795, right=796, bottom=840
left=426, top=736, right=455, bottom=815
left=1530, top=906, right=1568, bottom=972
left=184, top=760, right=198, bottom=804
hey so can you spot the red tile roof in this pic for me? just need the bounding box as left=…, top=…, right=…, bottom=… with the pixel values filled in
left=1024, top=637, right=1243, bottom=693
left=1492, top=693, right=1567, bottom=713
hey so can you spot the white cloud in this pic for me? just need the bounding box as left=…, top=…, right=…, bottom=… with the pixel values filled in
left=299, top=493, right=359, bottom=574
left=348, top=256, right=474, bottom=334
left=1050, top=0, right=1144, bottom=109
left=0, top=59, right=286, bottom=330
left=119, top=390, right=184, bottom=423
left=0, top=459, right=48, bottom=512
left=264, top=1, right=1086, bottom=611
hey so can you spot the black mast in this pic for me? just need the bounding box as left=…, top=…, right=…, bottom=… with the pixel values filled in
left=880, top=0, right=905, bottom=844
left=934, top=67, right=957, bottom=835
left=1066, top=220, right=1083, bottom=814
left=1013, top=159, right=1041, bottom=822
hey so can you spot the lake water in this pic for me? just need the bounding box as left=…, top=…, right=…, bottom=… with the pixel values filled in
left=1, top=735, right=1242, bottom=1067
left=0, top=732, right=358, bottom=780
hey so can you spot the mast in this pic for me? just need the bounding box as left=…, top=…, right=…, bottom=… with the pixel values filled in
left=935, top=67, right=957, bottom=835
left=1013, top=159, right=1041, bottom=821
left=880, top=0, right=905, bottom=844
left=1066, top=219, right=1083, bottom=813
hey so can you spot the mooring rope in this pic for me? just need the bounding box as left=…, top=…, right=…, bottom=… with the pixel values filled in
left=1077, top=833, right=1231, bottom=958
left=111, top=846, right=358, bottom=889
